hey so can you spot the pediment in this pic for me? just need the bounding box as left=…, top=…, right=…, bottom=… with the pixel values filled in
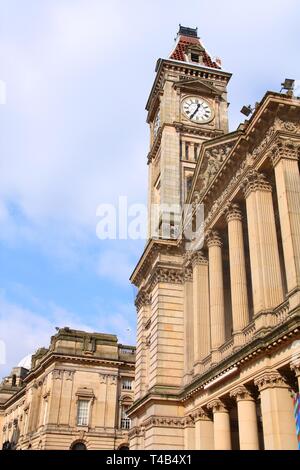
left=174, top=78, right=223, bottom=96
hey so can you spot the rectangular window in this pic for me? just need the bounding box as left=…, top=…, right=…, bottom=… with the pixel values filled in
left=121, top=405, right=131, bottom=429
left=194, top=144, right=199, bottom=161
left=122, top=379, right=133, bottom=390
left=191, top=53, right=199, bottom=63
left=77, top=400, right=89, bottom=426
left=185, top=142, right=189, bottom=160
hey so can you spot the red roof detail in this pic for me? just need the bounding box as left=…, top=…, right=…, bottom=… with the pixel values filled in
left=170, top=35, right=221, bottom=69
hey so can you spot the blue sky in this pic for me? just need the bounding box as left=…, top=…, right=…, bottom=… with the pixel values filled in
left=0, top=0, right=299, bottom=375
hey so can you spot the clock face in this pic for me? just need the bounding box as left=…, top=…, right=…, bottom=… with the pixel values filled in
left=153, top=111, right=160, bottom=137
left=182, top=97, right=212, bottom=123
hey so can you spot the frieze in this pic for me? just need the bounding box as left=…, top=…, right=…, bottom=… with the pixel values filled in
left=144, top=416, right=185, bottom=429
left=197, top=142, right=235, bottom=199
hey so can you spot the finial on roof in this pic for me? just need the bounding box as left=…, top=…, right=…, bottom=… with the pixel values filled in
left=178, top=25, right=198, bottom=38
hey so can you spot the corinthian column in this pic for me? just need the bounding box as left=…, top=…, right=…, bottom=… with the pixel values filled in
left=271, top=142, right=300, bottom=294
left=244, top=172, right=283, bottom=316
left=207, top=399, right=231, bottom=450
left=226, top=204, right=249, bottom=345
left=230, top=386, right=259, bottom=450
left=192, top=251, right=210, bottom=373
left=255, top=370, right=298, bottom=450
left=207, top=231, right=226, bottom=352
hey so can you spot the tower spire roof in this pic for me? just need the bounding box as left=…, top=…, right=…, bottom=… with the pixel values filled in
left=169, top=25, right=221, bottom=69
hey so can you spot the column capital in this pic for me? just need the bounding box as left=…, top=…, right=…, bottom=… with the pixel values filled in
left=269, top=140, right=300, bottom=168
left=254, top=370, right=288, bottom=392
left=191, top=250, right=208, bottom=267
left=290, top=356, right=300, bottom=378
left=206, top=230, right=223, bottom=248
left=230, top=385, right=255, bottom=402
left=183, top=415, right=195, bottom=427
left=243, top=170, right=272, bottom=198
left=183, top=266, right=193, bottom=282
left=207, top=399, right=228, bottom=413
left=226, top=203, right=243, bottom=223
left=192, top=407, right=211, bottom=422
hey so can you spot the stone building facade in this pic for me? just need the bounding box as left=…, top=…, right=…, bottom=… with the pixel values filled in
left=0, top=328, right=135, bottom=450
left=128, top=26, right=300, bottom=450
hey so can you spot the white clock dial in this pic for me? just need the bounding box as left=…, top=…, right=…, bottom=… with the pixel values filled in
left=153, top=111, right=160, bottom=137
left=182, top=97, right=212, bottom=123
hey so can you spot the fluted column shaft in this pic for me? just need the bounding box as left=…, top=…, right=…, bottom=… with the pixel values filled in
left=255, top=371, right=298, bottom=450
left=226, top=204, right=249, bottom=341
left=192, top=252, right=210, bottom=373
left=207, top=400, right=231, bottom=450
left=207, top=231, right=226, bottom=350
left=272, top=145, right=300, bottom=292
left=230, top=386, right=259, bottom=450
left=183, top=266, right=194, bottom=382
left=244, top=172, right=283, bottom=314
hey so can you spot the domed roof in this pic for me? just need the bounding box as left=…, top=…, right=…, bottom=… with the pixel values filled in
left=17, top=353, right=32, bottom=370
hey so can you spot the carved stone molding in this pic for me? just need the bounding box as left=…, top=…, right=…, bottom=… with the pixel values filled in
left=197, top=142, right=234, bottom=199
left=230, top=385, right=255, bottom=402
left=52, top=369, right=63, bottom=380
left=128, top=426, right=141, bottom=438
left=183, top=266, right=193, bottom=282
left=226, top=203, right=242, bottom=223
left=192, top=407, right=211, bottom=422
left=99, top=373, right=118, bottom=385
left=269, top=140, right=300, bottom=167
left=243, top=171, right=272, bottom=198
left=191, top=250, right=208, bottom=267
left=144, top=416, right=185, bottom=429
left=150, top=266, right=184, bottom=288
left=206, top=230, right=223, bottom=248
left=205, top=159, right=248, bottom=227
left=254, top=370, right=288, bottom=391
left=64, top=370, right=75, bottom=381
left=135, top=290, right=151, bottom=311
left=207, top=399, right=228, bottom=413
left=183, top=415, right=195, bottom=427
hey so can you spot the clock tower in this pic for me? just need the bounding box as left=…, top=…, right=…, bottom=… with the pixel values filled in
left=147, top=25, right=231, bottom=237
left=129, top=27, right=233, bottom=450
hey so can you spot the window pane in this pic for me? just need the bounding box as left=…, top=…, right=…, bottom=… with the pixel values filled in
left=77, top=400, right=89, bottom=426
left=122, top=379, right=132, bottom=390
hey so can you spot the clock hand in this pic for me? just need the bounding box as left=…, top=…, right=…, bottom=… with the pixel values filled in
left=190, top=104, right=200, bottom=119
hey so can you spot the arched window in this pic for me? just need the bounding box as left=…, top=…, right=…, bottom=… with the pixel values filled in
left=70, top=441, right=87, bottom=451
left=12, top=375, right=17, bottom=386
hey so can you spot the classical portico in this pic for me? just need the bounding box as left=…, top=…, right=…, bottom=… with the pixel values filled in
left=129, top=25, right=300, bottom=450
